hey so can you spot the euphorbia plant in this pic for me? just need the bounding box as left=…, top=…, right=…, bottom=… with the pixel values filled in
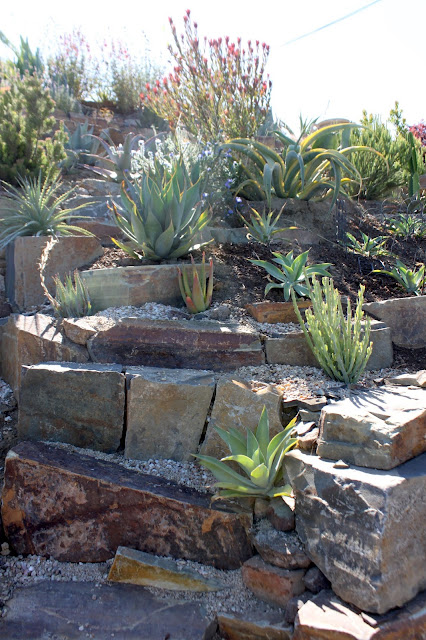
left=141, top=10, right=272, bottom=141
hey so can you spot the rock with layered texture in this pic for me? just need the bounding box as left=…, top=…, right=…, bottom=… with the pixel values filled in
left=242, top=555, right=306, bottom=608
left=88, top=318, right=264, bottom=371
left=317, top=385, right=426, bottom=469
left=1, top=441, right=253, bottom=569
left=363, top=295, right=426, bottom=348
left=218, top=611, right=293, bottom=640
left=0, top=313, right=88, bottom=394
left=293, top=589, right=426, bottom=640
left=200, top=375, right=284, bottom=459
left=286, top=449, right=426, bottom=614
left=18, top=362, right=125, bottom=452
left=125, top=366, right=215, bottom=462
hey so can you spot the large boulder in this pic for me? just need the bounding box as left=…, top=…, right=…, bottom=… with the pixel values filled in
left=0, top=313, right=88, bottom=394
left=286, top=450, right=426, bottom=614
left=363, top=296, right=426, bottom=348
left=88, top=318, right=264, bottom=371
left=1, top=441, right=253, bottom=569
left=317, top=385, right=426, bottom=469
left=125, top=366, right=215, bottom=461
left=18, top=362, right=125, bottom=452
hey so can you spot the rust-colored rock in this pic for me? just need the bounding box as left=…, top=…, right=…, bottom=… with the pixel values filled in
left=245, top=300, right=312, bottom=324
left=88, top=318, right=264, bottom=371
left=5, top=235, right=103, bottom=310
left=61, top=317, right=97, bottom=346
left=293, top=589, right=426, bottom=640
left=242, top=555, right=306, bottom=608
left=218, top=611, right=293, bottom=640
left=0, top=313, right=88, bottom=394
left=1, top=441, right=253, bottom=569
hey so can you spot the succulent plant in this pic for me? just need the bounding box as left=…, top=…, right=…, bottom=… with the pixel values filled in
left=344, top=231, right=392, bottom=258
left=193, top=406, right=298, bottom=501
left=86, top=131, right=143, bottom=182
left=178, top=252, right=213, bottom=313
left=242, top=206, right=295, bottom=245
left=373, top=260, right=425, bottom=295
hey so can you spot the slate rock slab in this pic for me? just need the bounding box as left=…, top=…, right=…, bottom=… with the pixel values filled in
left=88, top=318, right=264, bottom=371
left=293, top=588, right=426, bottom=640
left=18, top=362, right=125, bottom=453
left=1, top=441, right=253, bottom=569
left=0, top=581, right=216, bottom=640
left=125, top=366, right=215, bottom=461
left=363, top=295, right=426, bottom=348
left=286, top=450, right=426, bottom=614
left=218, top=610, right=293, bottom=640
left=317, top=385, right=426, bottom=469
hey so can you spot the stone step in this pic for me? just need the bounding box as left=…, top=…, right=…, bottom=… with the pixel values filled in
left=1, top=441, right=253, bottom=569
left=88, top=318, right=265, bottom=371
left=0, top=581, right=216, bottom=640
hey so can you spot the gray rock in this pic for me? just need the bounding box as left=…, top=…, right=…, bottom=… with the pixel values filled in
left=252, top=520, right=311, bottom=570
left=317, top=385, right=426, bottom=469
left=303, top=566, right=331, bottom=593
left=286, top=449, right=426, bottom=614
left=0, top=581, right=216, bottom=639
left=18, top=362, right=125, bottom=452
left=385, top=370, right=426, bottom=388
left=125, top=366, right=215, bottom=462
left=363, top=295, right=426, bottom=348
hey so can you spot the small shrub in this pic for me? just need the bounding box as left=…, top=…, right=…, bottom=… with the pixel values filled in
left=292, top=278, right=373, bottom=384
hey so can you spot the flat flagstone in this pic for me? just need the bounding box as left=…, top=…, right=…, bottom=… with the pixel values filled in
left=317, top=385, right=426, bottom=469
left=218, top=610, right=293, bottom=640
left=108, top=546, right=224, bottom=591
left=18, top=362, right=125, bottom=452
left=1, top=441, right=253, bottom=569
left=0, top=581, right=216, bottom=640
left=88, top=318, right=264, bottom=371
left=125, top=366, right=215, bottom=461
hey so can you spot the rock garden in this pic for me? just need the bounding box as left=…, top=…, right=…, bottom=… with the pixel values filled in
left=0, top=13, right=425, bottom=640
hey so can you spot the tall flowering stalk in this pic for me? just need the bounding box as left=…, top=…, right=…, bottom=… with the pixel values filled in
left=141, top=10, right=272, bottom=141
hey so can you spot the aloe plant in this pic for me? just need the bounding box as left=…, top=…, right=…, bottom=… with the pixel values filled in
left=344, top=231, right=392, bottom=258
left=292, top=278, right=373, bottom=384
left=221, top=123, right=381, bottom=211
left=87, top=131, right=143, bottom=182
left=242, top=207, right=295, bottom=245
left=178, top=252, right=213, bottom=313
left=193, top=407, right=298, bottom=501
left=0, top=173, right=94, bottom=249
left=111, top=155, right=210, bottom=261
left=250, top=249, right=332, bottom=301
left=373, top=260, right=425, bottom=295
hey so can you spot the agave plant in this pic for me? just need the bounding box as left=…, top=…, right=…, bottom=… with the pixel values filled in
left=61, top=121, right=101, bottom=171
left=373, top=260, right=425, bottom=295
left=242, top=207, right=295, bottom=245
left=193, top=407, right=298, bottom=500
left=178, top=252, right=213, bottom=313
left=344, top=231, right=392, bottom=258
left=0, top=173, right=94, bottom=249
left=292, top=278, right=373, bottom=384
left=86, top=131, right=143, bottom=182
left=250, top=249, right=332, bottom=301
left=221, top=123, right=381, bottom=211
left=111, top=155, right=211, bottom=261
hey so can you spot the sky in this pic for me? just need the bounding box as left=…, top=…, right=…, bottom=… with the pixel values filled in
left=1, top=0, right=425, bottom=132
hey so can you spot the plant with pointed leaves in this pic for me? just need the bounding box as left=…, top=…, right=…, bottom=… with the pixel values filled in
left=242, top=207, right=295, bottom=245
left=373, top=260, right=425, bottom=296
left=0, top=173, right=94, bottom=249
left=292, top=278, right=372, bottom=384
left=111, top=155, right=211, bottom=260
left=250, top=249, right=332, bottom=301
left=177, top=252, right=213, bottom=313
left=344, top=231, right=392, bottom=258
left=193, top=406, right=298, bottom=501
left=86, top=131, right=143, bottom=182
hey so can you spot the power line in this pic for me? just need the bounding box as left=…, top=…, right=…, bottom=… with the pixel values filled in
left=279, top=0, right=384, bottom=47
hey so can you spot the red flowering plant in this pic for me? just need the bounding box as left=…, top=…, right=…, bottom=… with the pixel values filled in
left=409, top=121, right=426, bottom=161
left=141, top=10, right=272, bottom=141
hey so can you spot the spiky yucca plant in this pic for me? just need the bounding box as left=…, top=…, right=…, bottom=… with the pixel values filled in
left=193, top=407, right=298, bottom=501
left=292, top=277, right=372, bottom=384
left=177, top=252, right=213, bottom=313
